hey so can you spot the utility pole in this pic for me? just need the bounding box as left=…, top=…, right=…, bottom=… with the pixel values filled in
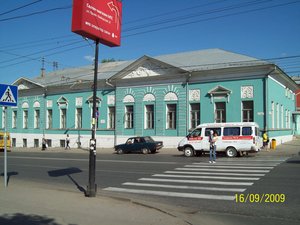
left=86, top=39, right=99, bottom=197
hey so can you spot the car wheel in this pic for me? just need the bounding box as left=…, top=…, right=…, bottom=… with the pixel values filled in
left=116, top=148, right=124, bottom=154
left=150, top=149, right=157, bottom=154
left=142, top=148, right=149, bottom=154
left=184, top=146, right=194, bottom=157
left=226, top=147, right=237, bottom=158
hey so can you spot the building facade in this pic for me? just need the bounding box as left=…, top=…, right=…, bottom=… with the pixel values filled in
left=0, top=49, right=298, bottom=148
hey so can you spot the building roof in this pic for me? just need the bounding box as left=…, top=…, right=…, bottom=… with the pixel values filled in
left=154, top=48, right=268, bottom=71
left=27, top=48, right=269, bottom=87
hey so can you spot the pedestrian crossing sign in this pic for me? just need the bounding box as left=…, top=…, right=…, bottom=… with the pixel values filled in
left=0, top=84, right=18, bottom=107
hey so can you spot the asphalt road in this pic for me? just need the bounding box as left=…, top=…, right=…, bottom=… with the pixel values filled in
left=1, top=150, right=299, bottom=225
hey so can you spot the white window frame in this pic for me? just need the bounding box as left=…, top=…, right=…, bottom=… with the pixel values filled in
left=271, top=101, right=275, bottom=129
left=34, top=109, right=40, bottom=129
left=125, top=105, right=134, bottom=129
left=281, top=105, right=283, bottom=129
left=276, top=103, right=279, bottom=129
left=12, top=110, right=17, bottom=128
left=242, top=101, right=254, bottom=122
left=108, top=106, right=115, bottom=129
left=60, top=108, right=67, bottom=129
left=145, top=105, right=154, bottom=129
left=215, top=102, right=226, bottom=123
left=166, top=104, right=176, bottom=129
left=23, top=110, right=28, bottom=129
left=47, top=109, right=53, bottom=129
left=75, top=108, right=82, bottom=129
left=190, top=103, right=200, bottom=129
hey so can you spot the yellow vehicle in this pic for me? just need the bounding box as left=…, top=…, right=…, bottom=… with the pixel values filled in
left=0, top=132, right=11, bottom=151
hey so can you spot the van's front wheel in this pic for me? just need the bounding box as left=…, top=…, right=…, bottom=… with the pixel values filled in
left=184, top=146, right=194, bottom=157
left=226, top=147, right=237, bottom=157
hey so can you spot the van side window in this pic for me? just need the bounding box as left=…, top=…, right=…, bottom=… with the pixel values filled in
left=190, top=128, right=201, bottom=137
left=205, top=128, right=221, bottom=136
left=224, top=127, right=240, bottom=136
left=242, top=127, right=252, bottom=135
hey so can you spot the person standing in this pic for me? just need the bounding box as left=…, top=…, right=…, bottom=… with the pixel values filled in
left=263, top=131, right=269, bottom=150
left=209, top=131, right=218, bottom=163
left=65, top=134, right=71, bottom=150
left=42, top=138, right=47, bottom=151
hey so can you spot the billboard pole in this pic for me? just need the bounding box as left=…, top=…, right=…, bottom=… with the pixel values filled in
left=87, top=39, right=99, bottom=197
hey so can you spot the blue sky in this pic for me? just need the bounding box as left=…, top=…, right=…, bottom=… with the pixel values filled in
left=0, top=0, right=300, bottom=85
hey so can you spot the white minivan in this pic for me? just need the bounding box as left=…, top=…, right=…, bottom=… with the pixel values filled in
left=178, top=122, right=262, bottom=157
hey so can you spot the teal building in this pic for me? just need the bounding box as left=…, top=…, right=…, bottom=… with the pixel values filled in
left=1, top=49, right=298, bottom=148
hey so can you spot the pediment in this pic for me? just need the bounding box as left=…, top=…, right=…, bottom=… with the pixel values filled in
left=109, top=55, right=186, bottom=81
left=208, top=85, right=232, bottom=95
left=13, top=77, right=44, bottom=90
left=123, top=61, right=167, bottom=79
left=57, top=96, right=68, bottom=104
left=86, top=95, right=101, bottom=104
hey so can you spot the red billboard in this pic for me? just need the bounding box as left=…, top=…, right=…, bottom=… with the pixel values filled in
left=72, top=0, right=122, bottom=47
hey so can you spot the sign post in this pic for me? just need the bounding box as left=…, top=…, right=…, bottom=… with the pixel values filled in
left=0, top=84, right=18, bottom=188
left=72, top=0, right=122, bottom=197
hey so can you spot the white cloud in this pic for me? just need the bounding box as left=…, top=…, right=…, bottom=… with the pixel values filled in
left=280, top=53, right=287, bottom=57
left=84, top=55, right=94, bottom=62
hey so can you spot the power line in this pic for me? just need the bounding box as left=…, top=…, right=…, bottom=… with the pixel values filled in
left=124, top=0, right=273, bottom=33
left=124, top=0, right=228, bottom=25
left=123, top=0, right=300, bottom=37
left=0, top=5, right=71, bottom=22
left=0, top=0, right=42, bottom=16
left=1, top=1, right=299, bottom=74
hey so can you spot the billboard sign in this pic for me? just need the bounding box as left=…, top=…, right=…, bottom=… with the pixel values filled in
left=72, top=0, right=122, bottom=47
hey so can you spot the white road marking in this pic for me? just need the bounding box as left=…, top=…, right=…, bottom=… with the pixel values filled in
left=139, top=178, right=253, bottom=186
left=175, top=168, right=270, bottom=173
left=152, top=174, right=260, bottom=180
left=103, top=187, right=236, bottom=201
left=123, top=182, right=246, bottom=192
left=164, top=171, right=266, bottom=176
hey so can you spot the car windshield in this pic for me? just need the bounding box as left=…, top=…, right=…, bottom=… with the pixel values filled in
left=143, top=136, right=154, bottom=142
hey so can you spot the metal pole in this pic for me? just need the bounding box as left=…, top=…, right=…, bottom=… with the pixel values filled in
left=86, top=39, right=99, bottom=197
left=4, top=107, right=7, bottom=187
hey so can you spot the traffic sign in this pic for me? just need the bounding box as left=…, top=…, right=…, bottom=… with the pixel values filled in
left=0, top=84, right=18, bottom=107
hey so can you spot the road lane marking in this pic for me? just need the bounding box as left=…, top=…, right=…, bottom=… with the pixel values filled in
left=123, top=182, right=246, bottom=192
left=192, top=162, right=280, bottom=166
left=152, top=174, right=260, bottom=180
left=3, top=156, right=178, bottom=165
left=139, top=178, right=253, bottom=186
left=103, top=187, right=236, bottom=201
left=164, top=171, right=266, bottom=176
left=185, top=165, right=274, bottom=169
left=175, top=168, right=270, bottom=173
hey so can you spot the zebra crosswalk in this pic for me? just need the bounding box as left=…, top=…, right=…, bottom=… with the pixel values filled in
left=103, top=157, right=287, bottom=201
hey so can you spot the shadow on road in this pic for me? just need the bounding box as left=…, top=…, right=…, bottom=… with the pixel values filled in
left=0, top=171, right=19, bottom=186
left=47, top=167, right=86, bottom=194
left=0, top=213, right=72, bottom=225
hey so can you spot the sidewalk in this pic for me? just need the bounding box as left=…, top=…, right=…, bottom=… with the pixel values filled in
left=0, top=179, right=188, bottom=225
left=11, top=137, right=300, bottom=156
left=257, top=137, right=300, bottom=157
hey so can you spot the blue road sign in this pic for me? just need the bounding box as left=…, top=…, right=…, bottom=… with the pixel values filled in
left=0, top=84, right=18, bottom=107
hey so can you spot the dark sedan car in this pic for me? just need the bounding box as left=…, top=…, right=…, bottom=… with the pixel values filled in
left=114, top=136, right=163, bottom=154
